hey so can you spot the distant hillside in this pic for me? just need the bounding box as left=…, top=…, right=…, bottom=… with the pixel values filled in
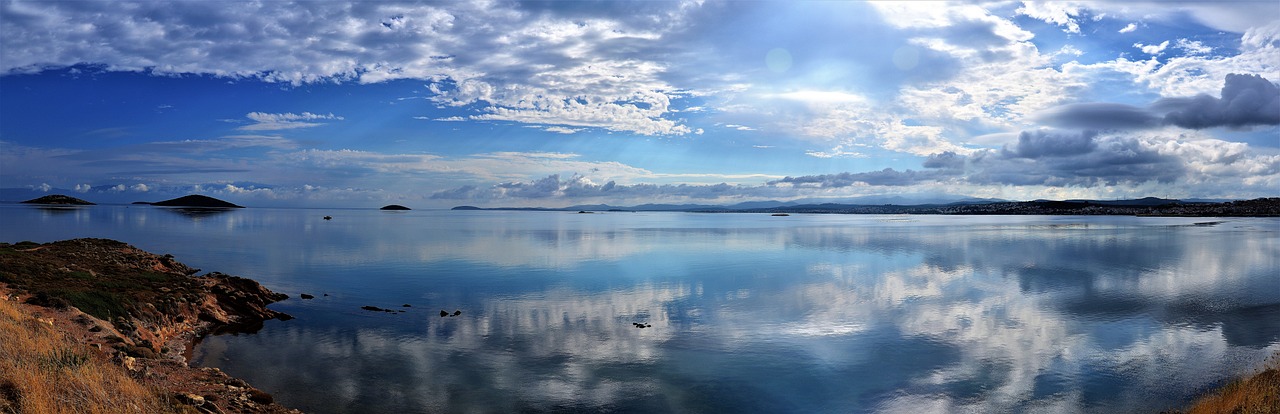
left=453, top=197, right=1280, bottom=217
left=151, top=195, right=243, bottom=208
left=20, top=194, right=95, bottom=205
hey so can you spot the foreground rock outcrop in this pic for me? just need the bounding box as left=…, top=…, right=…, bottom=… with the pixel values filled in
left=0, top=238, right=297, bottom=413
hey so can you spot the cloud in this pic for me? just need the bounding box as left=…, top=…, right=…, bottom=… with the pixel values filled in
left=805, top=146, right=867, bottom=159
left=1032, top=103, right=1160, bottom=130
left=1015, top=1, right=1084, bottom=33
left=240, top=112, right=343, bottom=131
left=767, top=169, right=951, bottom=188
left=965, top=132, right=1186, bottom=187
left=544, top=126, right=583, bottom=134
left=430, top=174, right=761, bottom=201
left=0, top=1, right=700, bottom=136
left=1005, top=129, right=1098, bottom=159
left=1134, top=40, right=1170, bottom=55
left=1175, top=39, right=1212, bottom=55
left=1119, top=23, right=1137, bottom=33
left=1242, top=21, right=1280, bottom=50
left=1029, top=74, right=1279, bottom=131
left=923, top=151, right=967, bottom=170
left=1157, top=73, right=1280, bottom=129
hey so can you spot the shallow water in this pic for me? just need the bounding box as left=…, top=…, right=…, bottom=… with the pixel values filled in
left=2, top=204, right=1278, bottom=413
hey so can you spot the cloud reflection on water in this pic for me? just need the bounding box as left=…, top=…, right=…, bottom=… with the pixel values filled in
left=187, top=214, right=1279, bottom=413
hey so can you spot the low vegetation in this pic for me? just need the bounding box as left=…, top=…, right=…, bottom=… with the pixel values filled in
left=0, top=238, right=296, bottom=413
left=0, top=297, right=180, bottom=414
left=1168, top=352, right=1280, bottom=414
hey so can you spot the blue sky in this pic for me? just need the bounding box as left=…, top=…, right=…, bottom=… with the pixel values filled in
left=1, top=1, right=1277, bottom=208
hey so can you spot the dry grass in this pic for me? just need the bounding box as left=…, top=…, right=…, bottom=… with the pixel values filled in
left=1179, top=352, right=1280, bottom=414
left=0, top=298, right=179, bottom=414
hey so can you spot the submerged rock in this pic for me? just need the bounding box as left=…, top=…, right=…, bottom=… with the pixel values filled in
left=300, top=294, right=314, bottom=299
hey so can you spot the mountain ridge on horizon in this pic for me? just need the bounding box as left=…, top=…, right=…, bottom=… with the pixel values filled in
left=454, top=196, right=1240, bottom=212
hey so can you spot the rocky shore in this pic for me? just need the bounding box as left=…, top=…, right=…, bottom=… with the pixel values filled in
left=0, top=238, right=298, bottom=413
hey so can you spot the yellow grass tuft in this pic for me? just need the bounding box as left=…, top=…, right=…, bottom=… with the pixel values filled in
left=1180, top=352, right=1280, bottom=414
left=0, top=297, right=178, bottom=414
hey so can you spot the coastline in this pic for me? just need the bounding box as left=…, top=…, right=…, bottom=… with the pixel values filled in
left=0, top=238, right=299, bottom=413
left=0, top=237, right=1276, bottom=413
left=1170, top=352, right=1280, bottom=413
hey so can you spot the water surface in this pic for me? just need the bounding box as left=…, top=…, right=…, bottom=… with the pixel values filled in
left=2, top=204, right=1277, bottom=413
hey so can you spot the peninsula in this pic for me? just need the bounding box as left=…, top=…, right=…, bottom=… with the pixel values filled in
left=0, top=238, right=296, bottom=413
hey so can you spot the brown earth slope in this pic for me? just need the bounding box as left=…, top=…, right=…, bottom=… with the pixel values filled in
left=0, top=238, right=298, bottom=413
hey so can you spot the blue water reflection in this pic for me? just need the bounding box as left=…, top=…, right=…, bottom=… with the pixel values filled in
left=1, top=205, right=1277, bottom=413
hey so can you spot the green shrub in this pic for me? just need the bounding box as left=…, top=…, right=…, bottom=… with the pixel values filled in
left=54, top=289, right=131, bottom=321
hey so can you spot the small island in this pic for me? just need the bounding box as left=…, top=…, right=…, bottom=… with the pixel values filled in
left=20, top=194, right=95, bottom=205
left=151, top=195, right=244, bottom=208
left=451, top=205, right=482, bottom=210
left=380, top=204, right=411, bottom=210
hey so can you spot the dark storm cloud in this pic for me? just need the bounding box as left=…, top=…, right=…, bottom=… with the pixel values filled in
left=1032, top=103, right=1161, bottom=130
left=1005, top=129, right=1098, bottom=158
left=1030, top=74, right=1278, bottom=132
left=923, top=151, right=966, bottom=170
left=1158, top=73, right=1280, bottom=129
left=969, top=134, right=1183, bottom=186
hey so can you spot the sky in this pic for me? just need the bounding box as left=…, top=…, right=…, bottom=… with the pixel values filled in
left=1, top=1, right=1277, bottom=208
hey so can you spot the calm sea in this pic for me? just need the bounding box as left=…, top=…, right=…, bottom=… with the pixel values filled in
left=2, top=204, right=1278, bottom=413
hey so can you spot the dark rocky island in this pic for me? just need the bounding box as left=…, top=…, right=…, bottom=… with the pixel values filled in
left=0, top=239, right=297, bottom=413
left=21, top=194, right=95, bottom=205
left=152, top=195, right=244, bottom=208
left=380, top=204, right=411, bottom=210
left=451, top=205, right=482, bottom=210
